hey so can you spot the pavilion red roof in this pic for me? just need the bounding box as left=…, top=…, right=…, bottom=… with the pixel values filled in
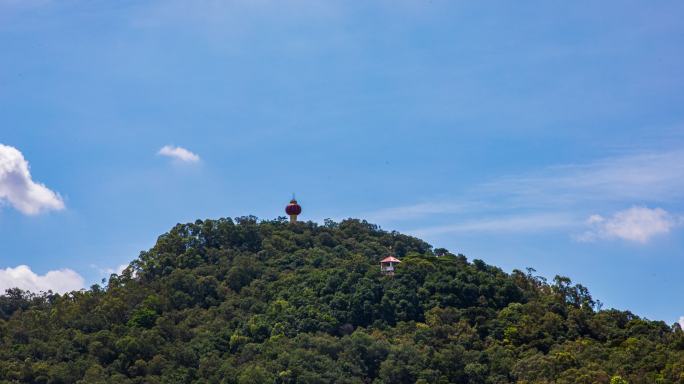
left=380, top=256, right=401, bottom=263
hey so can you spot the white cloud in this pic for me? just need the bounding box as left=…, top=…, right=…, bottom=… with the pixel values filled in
left=0, top=265, right=84, bottom=294
left=679, top=316, right=684, bottom=330
left=91, top=263, right=128, bottom=276
left=158, top=145, right=200, bottom=163
left=577, top=206, right=677, bottom=243
left=0, top=144, right=64, bottom=215
left=110, top=264, right=128, bottom=275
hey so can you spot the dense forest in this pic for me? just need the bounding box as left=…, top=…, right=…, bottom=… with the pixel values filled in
left=1, top=217, right=683, bottom=383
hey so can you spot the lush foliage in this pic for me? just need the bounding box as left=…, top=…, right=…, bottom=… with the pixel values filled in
left=1, top=217, right=683, bottom=383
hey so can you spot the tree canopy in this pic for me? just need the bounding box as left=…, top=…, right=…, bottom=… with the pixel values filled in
left=1, top=217, right=682, bottom=383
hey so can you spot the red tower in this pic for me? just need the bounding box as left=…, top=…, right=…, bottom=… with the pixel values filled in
left=285, top=197, right=302, bottom=223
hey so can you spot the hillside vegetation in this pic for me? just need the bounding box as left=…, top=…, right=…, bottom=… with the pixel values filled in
left=1, top=217, right=683, bottom=383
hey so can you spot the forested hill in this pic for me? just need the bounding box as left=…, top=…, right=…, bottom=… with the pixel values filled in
left=1, top=218, right=683, bottom=384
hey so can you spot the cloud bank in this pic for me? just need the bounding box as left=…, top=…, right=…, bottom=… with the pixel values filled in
left=412, top=213, right=577, bottom=237
left=0, top=144, right=65, bottom=215
left=372, top=150, right=684, bottom=222
left=477, top=149, right=684, bottom=207
left=158, top=145, right=200, bottom=163
left=371, top=149, right=684, bottom=243
left=578, top=206, right=677, bottom=243
left=0, top=265, right=84, bottom=294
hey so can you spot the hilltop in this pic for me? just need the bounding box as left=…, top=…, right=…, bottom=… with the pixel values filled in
left=1, top=217, right=683, bottom=383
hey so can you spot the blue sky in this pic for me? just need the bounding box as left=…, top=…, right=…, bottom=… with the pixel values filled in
left=1, top=0, right=683, bottom=325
